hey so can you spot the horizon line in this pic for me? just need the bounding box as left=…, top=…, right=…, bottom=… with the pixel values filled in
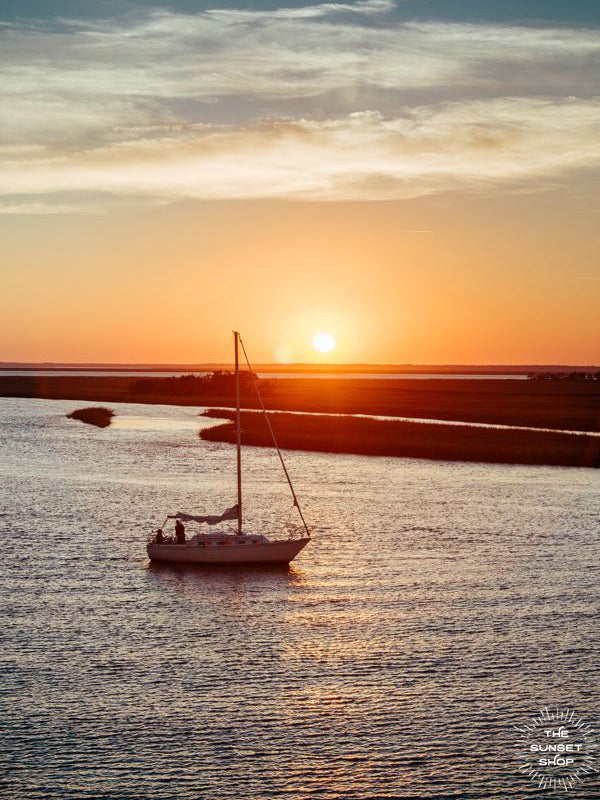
left=1, top=362, right=599, bottom=372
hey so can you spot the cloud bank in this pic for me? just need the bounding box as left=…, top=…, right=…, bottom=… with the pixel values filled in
left=1, top=1, right=599, bottom=210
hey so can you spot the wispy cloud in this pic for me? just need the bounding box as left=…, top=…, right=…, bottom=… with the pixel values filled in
left=3, top=100, right=600, bottom=203
left=204, top=0, right=397, bottom=20
left=1, top=1, right=600, bottom=209
left=0, top=200, right=80, bottom=215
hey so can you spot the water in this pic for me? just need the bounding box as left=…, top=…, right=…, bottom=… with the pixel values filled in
left=0, top=370, right=528, bottom=380
left=1, top=397, right=598, bottom=799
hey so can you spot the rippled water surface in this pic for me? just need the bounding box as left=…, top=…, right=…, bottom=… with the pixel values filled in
left=1, top=398, right=599, bottom=799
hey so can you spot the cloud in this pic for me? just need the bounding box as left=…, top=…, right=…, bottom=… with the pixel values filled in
left=204, top=0, right=397, bottom=20
left=1, top=1, right=600, bottom=209
left=2, top=99, right=600, bottom=205
left=0, top=200, right=80, bottom=214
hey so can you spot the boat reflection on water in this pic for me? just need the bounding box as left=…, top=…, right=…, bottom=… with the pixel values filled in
left=146, top=559, right=307, bottom=592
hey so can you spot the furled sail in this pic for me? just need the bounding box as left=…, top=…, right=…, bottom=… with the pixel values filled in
left=167, top=504, right=239, bottom=525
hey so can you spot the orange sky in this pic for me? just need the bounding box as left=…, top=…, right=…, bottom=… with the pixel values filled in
left=1, top=2, right=599, bottom=365
left=2, top=189, right=598, bottom=364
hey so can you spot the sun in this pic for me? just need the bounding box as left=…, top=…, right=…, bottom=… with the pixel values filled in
left=313, top=332, right=336, bottom=354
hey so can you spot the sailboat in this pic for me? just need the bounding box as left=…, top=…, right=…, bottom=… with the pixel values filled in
left=146, top=331, right=311, bottom=565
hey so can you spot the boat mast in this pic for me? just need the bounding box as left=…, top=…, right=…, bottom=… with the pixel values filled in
left=238, top=335, right=311, bottom=539
left=234, top=330, right=243, bottom=535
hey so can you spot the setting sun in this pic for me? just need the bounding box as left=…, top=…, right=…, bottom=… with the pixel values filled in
left=313, top=332, right=336, bottom=354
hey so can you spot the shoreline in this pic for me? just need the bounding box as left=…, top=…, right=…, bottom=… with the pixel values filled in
left=3, top=362, right=598, bottom=374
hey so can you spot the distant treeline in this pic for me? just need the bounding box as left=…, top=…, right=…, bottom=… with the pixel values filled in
left=529, top=371, right=600, bottom=381
left=131, top=371, right=258, bottom=395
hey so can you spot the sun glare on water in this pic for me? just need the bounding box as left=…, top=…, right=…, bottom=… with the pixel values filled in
left=313, top=332, right=336, bottom=354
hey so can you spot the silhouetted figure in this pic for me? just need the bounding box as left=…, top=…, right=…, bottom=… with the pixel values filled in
left=155, top=528, right=164, bottom=544
left=175, top=519, right=186, bottom=544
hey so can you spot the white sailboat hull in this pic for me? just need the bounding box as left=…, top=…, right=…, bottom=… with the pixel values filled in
left=147, top=537, right=309, bottom=565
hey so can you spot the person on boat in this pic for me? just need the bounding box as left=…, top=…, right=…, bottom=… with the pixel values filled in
left=175, top=519, right=186, bottom=544
left=154, top=528, right=164, bottom=544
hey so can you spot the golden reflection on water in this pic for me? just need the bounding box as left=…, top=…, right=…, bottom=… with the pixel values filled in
left=2, top=398, right=600, bottom=799
left=112, top=415, right=201, bottom=432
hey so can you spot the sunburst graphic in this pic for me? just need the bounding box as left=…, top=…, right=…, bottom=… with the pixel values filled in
left=514, top=707, right=597, bottom=792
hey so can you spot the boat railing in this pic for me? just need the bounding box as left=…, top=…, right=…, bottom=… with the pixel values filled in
left=148, top=524, right=308, bottom=545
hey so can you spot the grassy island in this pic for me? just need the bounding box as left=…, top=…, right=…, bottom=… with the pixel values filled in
left=67, top=406, right=114, bottom=428
left=200, top=409, right=600, bottom=468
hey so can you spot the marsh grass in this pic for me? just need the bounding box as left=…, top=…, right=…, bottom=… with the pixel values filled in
left=200, top=410, right=600, bottom=468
